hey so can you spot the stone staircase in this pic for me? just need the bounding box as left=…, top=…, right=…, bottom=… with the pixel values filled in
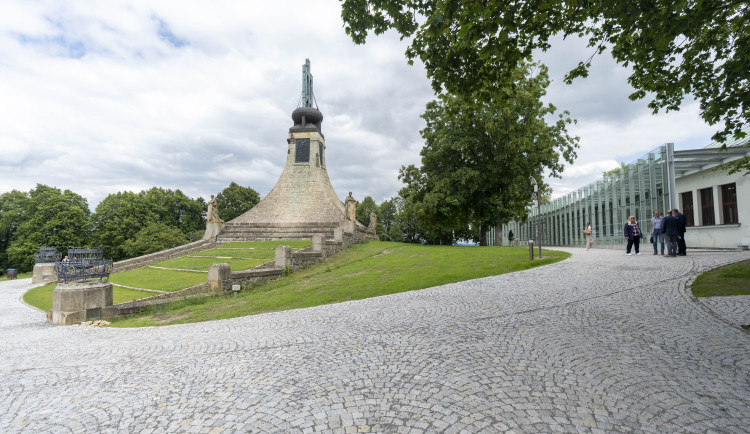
left=216, top=221, right=340, bottom=242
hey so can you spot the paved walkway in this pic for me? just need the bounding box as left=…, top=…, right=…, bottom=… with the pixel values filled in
left=1, top=248, right=748, bottom=433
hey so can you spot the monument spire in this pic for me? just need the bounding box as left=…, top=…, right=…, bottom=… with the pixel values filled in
left=300, top=58, right=315, bottom=108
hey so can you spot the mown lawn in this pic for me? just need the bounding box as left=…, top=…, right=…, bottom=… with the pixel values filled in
left=108, top=267, right=206, bottom=292
left=692, top=259, right=750, bottom=297
left=151, top=256, right=266, bottom=271
left=1, top=270, right=33, bottom=281
left=23, top=282, right=155, bottom=312
left=109, top=241, right=570, bottom=327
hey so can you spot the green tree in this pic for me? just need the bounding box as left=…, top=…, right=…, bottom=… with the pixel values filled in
left=6, top=185, right=91, bottom=272
left=356, top=195, right=379, bottom=224
left=377, top=198, right=398, bottom=241
left=140, top=187, right=204, bottom=234
left=121, top=222, right=189, bottom=258
left=215, top=182, right=261, bottom=222
left=341, top=0, right=749, bottom=173
left=92, top=187, right=204, bottom=261
left=399, top=62, right=578, bottom=245
left=0, top=190, right=30, bottom=271
left=91, top=191, right=151, bottom=261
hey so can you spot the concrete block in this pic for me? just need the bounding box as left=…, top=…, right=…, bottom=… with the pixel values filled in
left=32, top=262, right=57, bottom=284
left=312, top=234, right=323, bottom=252
left=341, top=220, right=355, bottom=235
left=333, top=227, right=343, bottom=242
left=208, top=263, right=231, bottom=292
left=275, top=246, right=292, bottom=268
left=50, top=280, right=113, bottom=325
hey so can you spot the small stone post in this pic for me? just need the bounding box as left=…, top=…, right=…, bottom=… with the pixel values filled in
left=333, top=227, right=343, bottom=242
left=275, top=246, right=292, bottom=269
left=208, top=263, right=231, bottom=293
left=312, top=234, right=323, bottom=253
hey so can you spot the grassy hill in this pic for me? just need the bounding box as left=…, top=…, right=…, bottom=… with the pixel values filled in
left=109, top=241, right=569, bottom=327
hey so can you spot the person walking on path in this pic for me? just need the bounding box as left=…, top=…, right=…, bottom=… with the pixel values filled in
left=624, top=216, right=642, bottom=255
left=674, top=208, right=687, bottom=256
left=651, top=210, right=665, bottom=255
left=661, top=210, right=680, bottom=257
left=583, top=222, right=593, bottom=251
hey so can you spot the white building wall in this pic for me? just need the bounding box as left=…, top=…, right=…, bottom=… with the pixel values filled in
left=675, top=168, right=750, bottom=249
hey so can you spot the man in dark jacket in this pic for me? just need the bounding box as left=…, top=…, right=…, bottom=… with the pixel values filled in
left=673, top=208, right=687, bottom=256
left=661, top=210, right=680, bottom=257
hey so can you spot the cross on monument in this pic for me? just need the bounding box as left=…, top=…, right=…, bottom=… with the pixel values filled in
left=301, top=59, right=315, bottom=108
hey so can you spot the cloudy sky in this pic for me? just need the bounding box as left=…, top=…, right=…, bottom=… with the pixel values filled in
left=0, top=1, right=718, bottom=211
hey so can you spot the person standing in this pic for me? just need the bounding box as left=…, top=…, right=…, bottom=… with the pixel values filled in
left=583, top=222, right=593, bottom=251
left=508, top=230, right=514, bottom=246
left=623, top=216, right=642, bottom=255
left=650, top=210, right=665, bottom=255
left=674, top=208, right=687, bottom=256
left=661, top=210, right=680, bottom=257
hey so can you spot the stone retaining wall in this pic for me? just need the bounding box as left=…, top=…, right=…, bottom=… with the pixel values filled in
left=112, top=240, right=219, bottom=273
left=103, top=220, right=374, bottom=318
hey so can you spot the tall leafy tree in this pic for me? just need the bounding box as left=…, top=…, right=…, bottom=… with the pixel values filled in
left=0, top=190, right=30, bottom=271
left=341, top=0, right=749, bottom=173
left=121, top=222, right=189, bottom=258
left=356, top=196, right=379, bottom=224
left=92, top=187, right=204, bottom=261
left=378, top=198, right=398, bottom=240
left=215, top=182, right=261, bottom=222
left=399, top=62, right=578, bottom=245
left=6, top=185, right=91, bottom=272
left=91, top=191, right=152, bottom=261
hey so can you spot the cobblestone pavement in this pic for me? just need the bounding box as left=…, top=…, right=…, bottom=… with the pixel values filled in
left=1, top=248, right=749, bottom=433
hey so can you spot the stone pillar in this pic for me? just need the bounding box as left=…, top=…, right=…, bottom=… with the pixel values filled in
left=32, top=263, right=56, bottom=284
left=312, top=234, right=323, bottom=252
left=203, top=221, right=225, bottom=241
left=275, top=246, right=292, bottom=269
left=50, top=280, right=113, bottom=325
left=341, top=220, right=355, bottom=235
left=333, top=227, right=343, bottom=242
left=207, top=263, right=231, bottom=293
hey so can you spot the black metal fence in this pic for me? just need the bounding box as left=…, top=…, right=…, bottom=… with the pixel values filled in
left=55, top=248, right=113, bottom=283
left=34, top=247, right=61, bottom=263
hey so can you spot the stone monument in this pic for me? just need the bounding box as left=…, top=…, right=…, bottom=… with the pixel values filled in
left=219, top=59, right=349, bottom=241
left=203, top=194, right=225, bottom=240
left=32, top=246, right=61, bottom=284
left=48, top=248, right=114, bottom=325
left=345, top=192, right=357, bottom=221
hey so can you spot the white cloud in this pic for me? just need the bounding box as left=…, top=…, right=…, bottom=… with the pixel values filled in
left=0, top=0, right=718, bottom=212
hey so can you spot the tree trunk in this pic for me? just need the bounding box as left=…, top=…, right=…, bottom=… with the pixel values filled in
left=479, top=225, right=487, bottom=246
left=494, top=221, right=503, bottom=246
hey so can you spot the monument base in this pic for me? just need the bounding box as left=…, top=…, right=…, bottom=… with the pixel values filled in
left=32, top=263, right=56, bottom=284
left=203, top=221, right=225, bottom=241
left=49, top=280, right=113, bottom=325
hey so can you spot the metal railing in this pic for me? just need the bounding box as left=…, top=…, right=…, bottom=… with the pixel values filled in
left=55, top=247, right=113, bottom=283
left=34, top=247, right=61, bottom=263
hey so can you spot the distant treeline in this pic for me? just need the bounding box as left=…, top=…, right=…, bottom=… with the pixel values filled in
left=0, top=182, right=259, bottom=272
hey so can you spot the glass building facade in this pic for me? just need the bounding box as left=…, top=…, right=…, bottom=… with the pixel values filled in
left=489, top=143, right=676, bottom=247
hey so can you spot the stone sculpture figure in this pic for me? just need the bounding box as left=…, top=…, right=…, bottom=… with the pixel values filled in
left=369, top=211, right=377, bottom=231
left=207, top=195, right=224, bottom=223
left=345, top=192, right=357, bottom=221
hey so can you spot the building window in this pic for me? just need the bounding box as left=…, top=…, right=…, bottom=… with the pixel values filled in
left=721, top=183, right=738, bottom=224
left=700, top=187, right=715, bottom=226
left=295, top=139, right=310, bottom=163
left=319, top=143, right=324, bottom=166
left=681, top=192, right=694, bottom=227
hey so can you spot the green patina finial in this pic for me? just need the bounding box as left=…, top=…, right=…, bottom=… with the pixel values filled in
left=301, top=59, right=314, bottom=108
